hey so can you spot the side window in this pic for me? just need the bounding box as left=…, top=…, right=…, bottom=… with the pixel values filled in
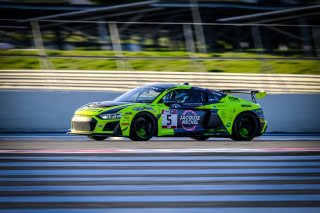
left=188, top=90, right=208, bottom=104
left=162, top=89, right=208, bottom=104
left=175, top=90, right=192, bottom=103
left=163, top=90, right=190, bottom=103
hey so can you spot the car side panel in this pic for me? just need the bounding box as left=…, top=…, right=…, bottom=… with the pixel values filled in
left=219, top=95, right=264, bottom=135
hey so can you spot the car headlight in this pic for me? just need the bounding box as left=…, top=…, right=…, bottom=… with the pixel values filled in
left=99, top=113, right=122, bottom=120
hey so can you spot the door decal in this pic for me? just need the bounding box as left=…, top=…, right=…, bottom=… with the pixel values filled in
left=161, top=110, right=178, bottom=129
left=179, top=110, right=200, bottom=131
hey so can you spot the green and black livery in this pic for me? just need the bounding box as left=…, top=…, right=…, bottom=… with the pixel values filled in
left=69, top=83, right=267, bottom=141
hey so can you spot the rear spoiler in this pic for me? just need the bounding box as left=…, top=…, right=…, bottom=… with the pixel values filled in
left=220, top=90, right=266, bottom=103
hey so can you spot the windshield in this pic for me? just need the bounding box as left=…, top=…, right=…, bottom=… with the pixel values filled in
left=114, top=86, right=165, bottom=103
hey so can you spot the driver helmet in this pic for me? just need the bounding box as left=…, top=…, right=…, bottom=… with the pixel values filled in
left=175, top=92, right=190, bottom=103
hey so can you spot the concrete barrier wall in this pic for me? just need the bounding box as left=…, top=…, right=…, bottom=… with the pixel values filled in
left=0, top=90, right=122, bottom=133
left=1, top=70, right=320, bottom=93
left=0, top=90, right=319, bottom=133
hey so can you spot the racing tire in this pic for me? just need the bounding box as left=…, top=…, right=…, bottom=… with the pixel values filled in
left=129, top=112, right=156, bottom=141
left=88, top=136, right=108, bottom=141
left=231, top=112, right=259, bottom=141
left=191, top=136, right=210, bottom=141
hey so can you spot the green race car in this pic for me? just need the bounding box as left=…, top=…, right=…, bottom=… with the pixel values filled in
left=69, top=83, right=267, bottom=141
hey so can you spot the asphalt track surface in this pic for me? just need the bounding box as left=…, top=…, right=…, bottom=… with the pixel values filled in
left=0, top=134, right=320, bottom=213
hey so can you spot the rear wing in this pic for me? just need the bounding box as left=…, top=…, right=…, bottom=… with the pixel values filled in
left=220, top=90, right=266, bottom=103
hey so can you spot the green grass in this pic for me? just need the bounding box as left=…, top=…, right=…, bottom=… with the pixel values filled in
left=0, top=58, right=40, bottom=69
left=0, top=50, right=319, bottom=74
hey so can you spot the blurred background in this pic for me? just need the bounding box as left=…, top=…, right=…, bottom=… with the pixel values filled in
left=0, top=0, right=319, bottom=132
left=0, top=0, right=319, bottom=73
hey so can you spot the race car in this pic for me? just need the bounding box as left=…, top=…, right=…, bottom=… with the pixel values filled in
left=69, top=83, right=267, bottom=141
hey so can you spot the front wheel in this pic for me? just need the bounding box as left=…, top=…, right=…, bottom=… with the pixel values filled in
left=88, top=136, right=108, bottom=141
left=129, top=112, right=156, bottom=141
left=231, top=112, right=259, bottom=141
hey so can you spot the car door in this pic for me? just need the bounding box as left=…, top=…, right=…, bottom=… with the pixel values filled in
left=160, top=88, right=209, bottom=136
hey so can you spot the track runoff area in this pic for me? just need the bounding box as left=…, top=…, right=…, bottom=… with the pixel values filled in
left=0, top=134, right=320, bottom=213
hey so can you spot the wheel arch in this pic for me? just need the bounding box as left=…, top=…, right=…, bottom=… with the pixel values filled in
left=232, top=110, right=260, bottom=134
left=130, top=111, right=158, bottom=137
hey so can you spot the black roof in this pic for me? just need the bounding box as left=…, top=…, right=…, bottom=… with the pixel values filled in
left=144, top=83, right=222, bottom=93
left=144, top=83, right=181, bottom=89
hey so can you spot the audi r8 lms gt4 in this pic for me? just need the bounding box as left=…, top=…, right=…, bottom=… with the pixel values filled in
left=69, top=83, right=267, bottom=141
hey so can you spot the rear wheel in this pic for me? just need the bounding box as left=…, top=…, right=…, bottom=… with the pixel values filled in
left=191, top=136, right=210, bottom=141
left=231, top=112, right=259, bottom=141
left=88, top=136, right=108, bottom=141
left=129, top=112, right=156, bottom=141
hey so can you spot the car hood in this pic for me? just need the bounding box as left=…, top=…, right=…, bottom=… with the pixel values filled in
left=92, top=101, right=129, bottom=108
left=75, top=101, right=132, bottom=116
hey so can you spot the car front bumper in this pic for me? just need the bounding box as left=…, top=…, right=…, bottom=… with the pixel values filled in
left=69, top=115, right=122, bottom=136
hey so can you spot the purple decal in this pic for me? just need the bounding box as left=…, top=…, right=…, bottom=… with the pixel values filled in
left=179, top=110, right=200, bottom=131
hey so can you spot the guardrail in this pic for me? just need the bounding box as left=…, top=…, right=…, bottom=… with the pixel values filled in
left=0, top=70, right=319, bottom=93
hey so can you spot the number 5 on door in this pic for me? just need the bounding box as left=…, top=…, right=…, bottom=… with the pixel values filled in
left=161, top=110, right=178, bottom=129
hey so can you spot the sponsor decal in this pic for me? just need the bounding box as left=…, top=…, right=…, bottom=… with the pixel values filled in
left=179, top=110, right=200, bottom=131
left=133, top=106, right=154, bottom=111
left=183, top=103, right=202, bottom=106
left=209, top=90, right=223, bottom=97
left=241, top=104, right=252, bottom=107
left=228, top=96, right=239, bottom=101
left=121, top=123, right=130, bottom=126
